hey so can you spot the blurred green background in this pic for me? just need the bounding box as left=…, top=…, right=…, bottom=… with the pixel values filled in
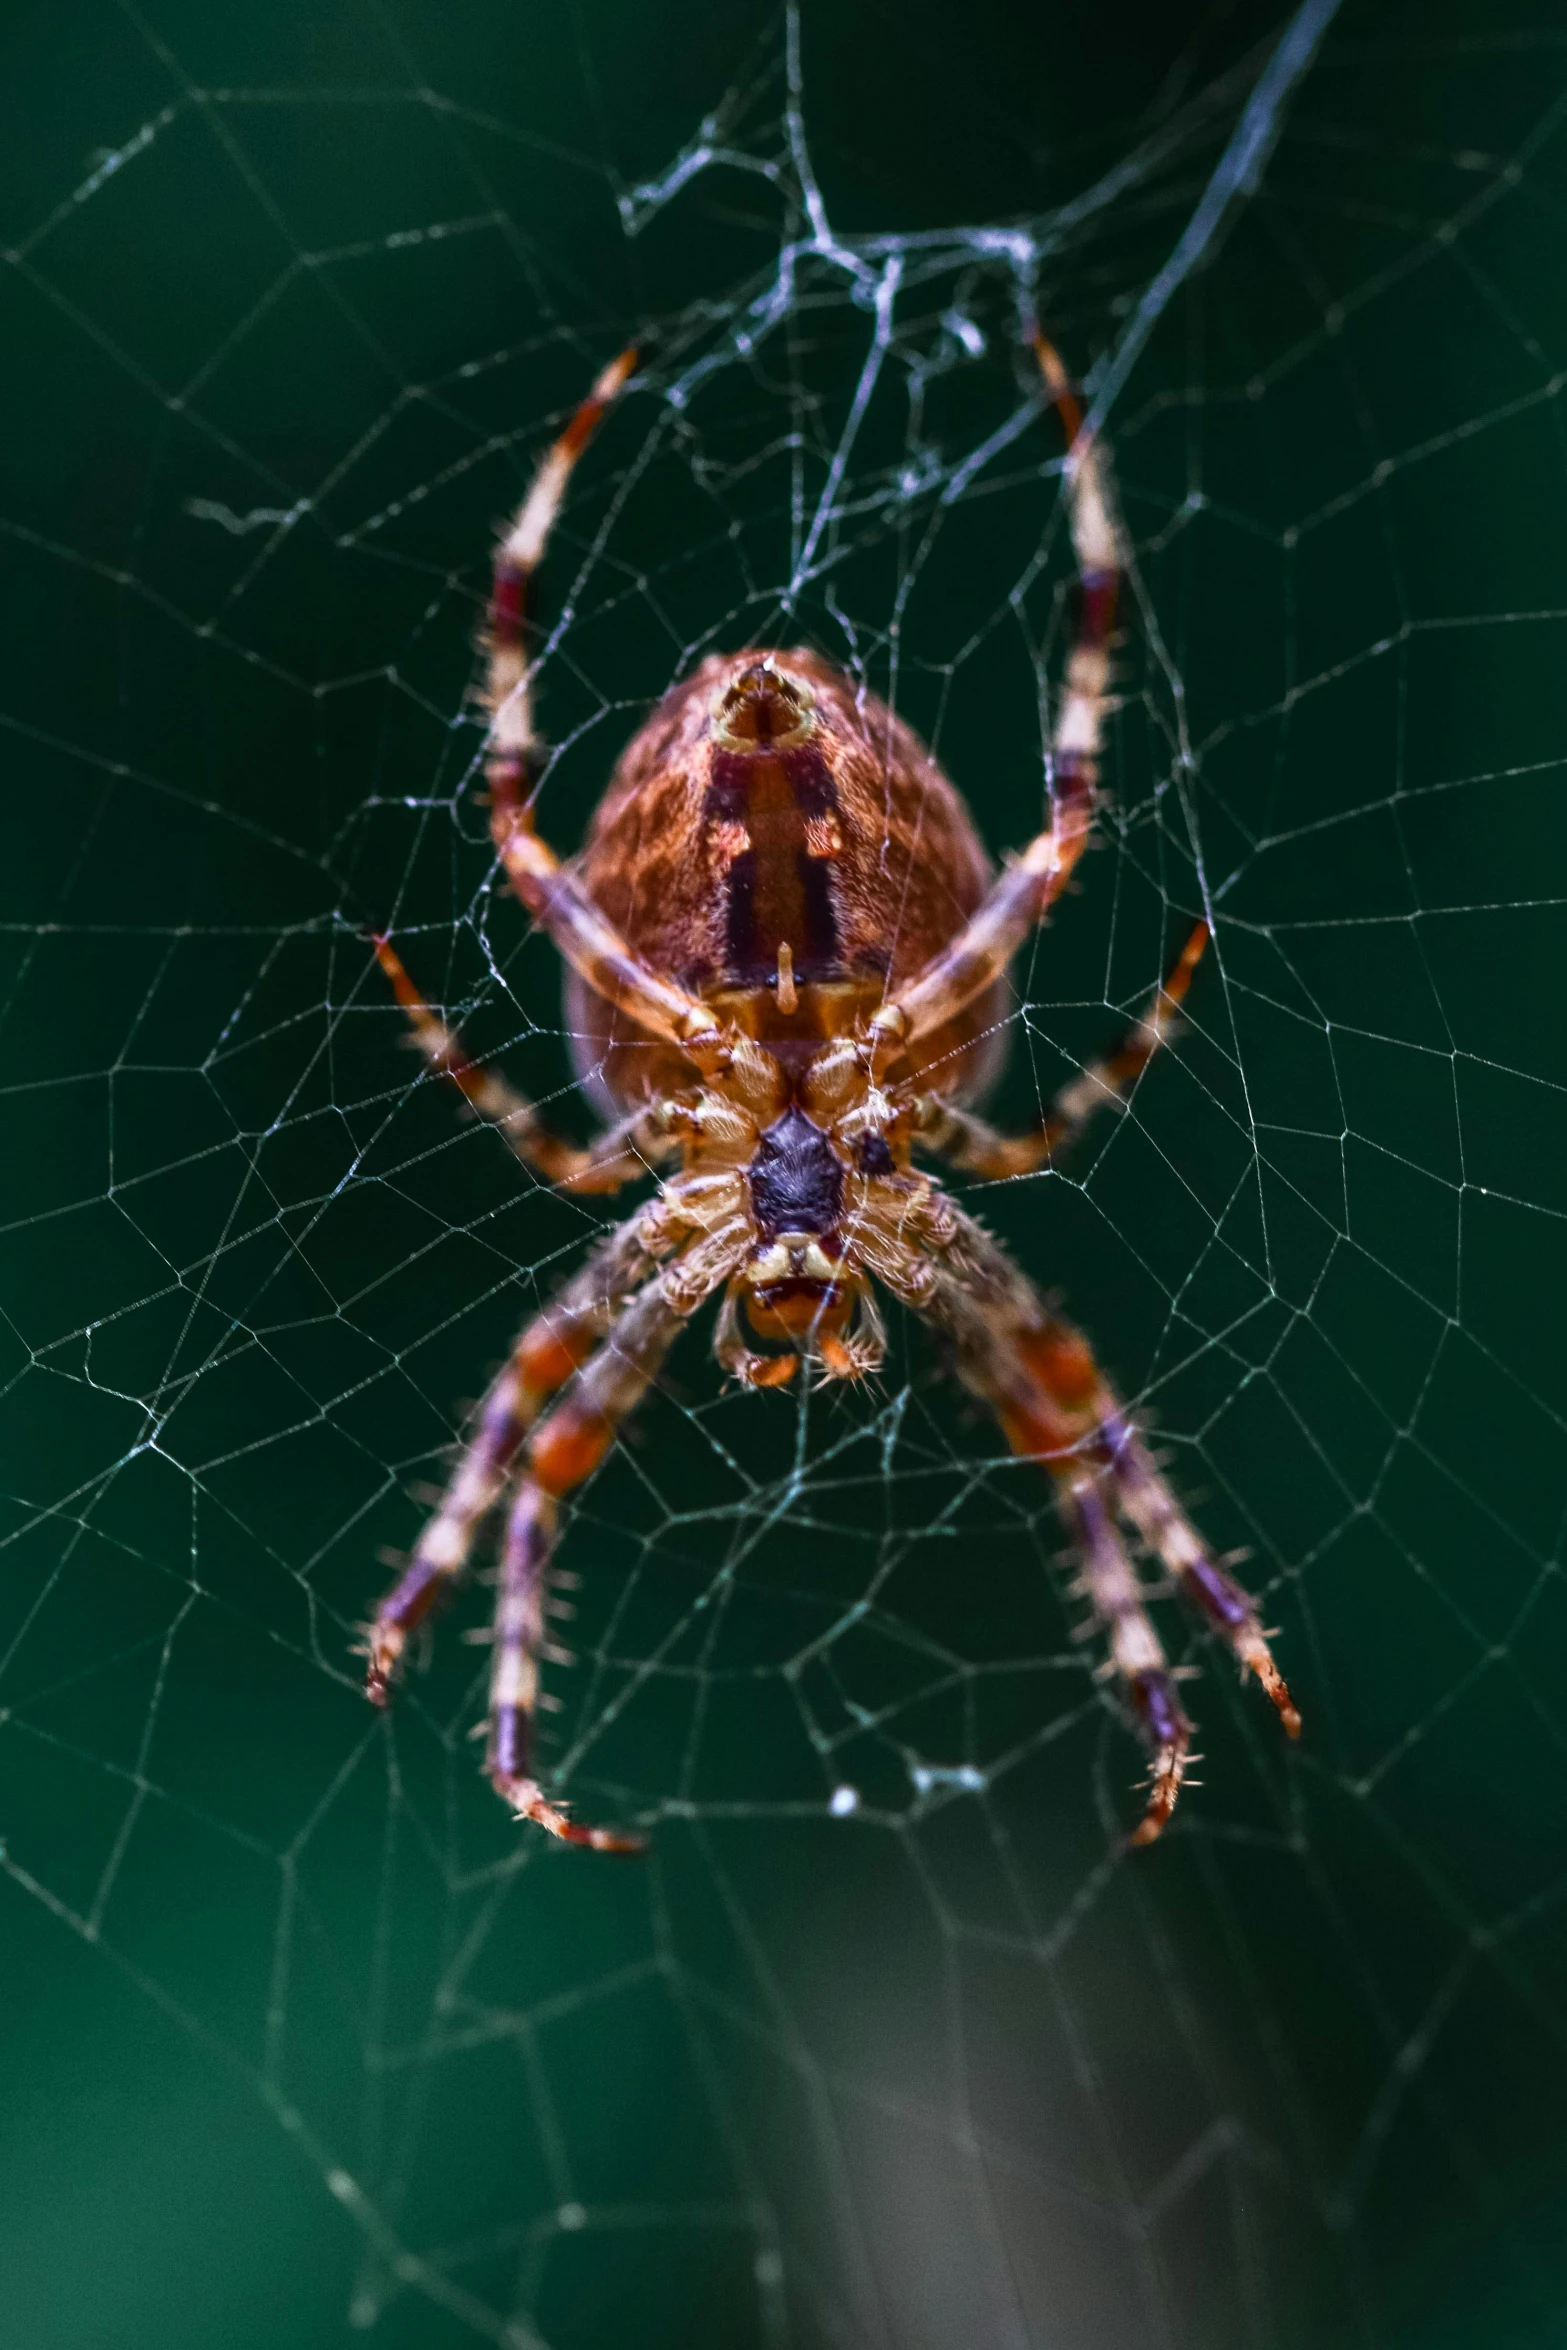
left=3, top=2, right=1567, bottom=2345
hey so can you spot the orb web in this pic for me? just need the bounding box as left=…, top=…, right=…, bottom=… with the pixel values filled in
left=5, top=4, right=1567, bottom=2346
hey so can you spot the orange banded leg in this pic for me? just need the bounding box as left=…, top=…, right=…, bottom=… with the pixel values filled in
left=477, top=345, right=743, bottom=1085
left=484, top=1280, right=694, bottom=1850
left=365, top=1362, right=530, bottom=1705
left=1017, top=1312, right=1300, bottom=1739
left=911, top=921, right=1210, bottom=1180
left=1032, top=330, right=1121, bottom=825
left=372, top=934, right=679, bottom=1193
left=486, top=1487, right=642, bottom=1853
left=485, top=343, right=640, bottom=798
left=486, top=797, right=741, bottom=1081
left=920, top=1211, right=1296, bottom=1844
left=1102, top=1411, right=1301, bottom=1739
left=990, top=1321, right=1193, bottom=1847
left=864, top=332, right=1123, bottom=1075
left=922, top=1253, right=1194, bottom=1845
left=364, top=1205, right=676, bottom=1700
left=1006, top=1315, right=1297, bottom=1836
left=1057, top=1471, right=1192, bottom=1848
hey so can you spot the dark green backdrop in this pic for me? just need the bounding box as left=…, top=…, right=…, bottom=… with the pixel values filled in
left=4, top=3, right=1567, bottom=2346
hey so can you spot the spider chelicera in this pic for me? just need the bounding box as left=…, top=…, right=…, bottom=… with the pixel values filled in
left=365, top=335, right=1299, bottom=1852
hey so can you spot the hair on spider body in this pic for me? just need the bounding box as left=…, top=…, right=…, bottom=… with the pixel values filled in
left=366, top=331, right=1299, bottom=1857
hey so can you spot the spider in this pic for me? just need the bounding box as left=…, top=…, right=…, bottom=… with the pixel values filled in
left=365, top=334, right=1299, bottom=1853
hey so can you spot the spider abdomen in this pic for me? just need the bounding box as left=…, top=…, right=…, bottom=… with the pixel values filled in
left=565, top=648, right=1010, bottom=1113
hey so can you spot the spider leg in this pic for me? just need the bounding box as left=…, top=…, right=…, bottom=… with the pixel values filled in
left=372, top=935, right=682, bottom=1193
left=485, top=1232, right=747, bottom=1849
left=489, top=800, right=747, bottom=1083
left=481, top=345, right=750, bottom=1086
left=909, top=921, right=1209, bottom=1179
left=863, top=331, right=1120, bottom=1076
left=903, top=1197, right=1297, bottom=1844
left=364, top=1198, right=680, bottom=1699
left=485, top=343, right=641, bottom=802
left=1058, top=1470, right=1192, bottom=1847
left=1101, top=1412, right=1301, bottom=1737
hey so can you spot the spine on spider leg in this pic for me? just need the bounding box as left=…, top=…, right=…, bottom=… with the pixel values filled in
left=484, top=343, right=640, bottom=805
left=364, top=1218, right=669, bottom=1705
left=1102, top=1415, right=1300, bottom=1738
left=861, top=334, right=1126, bottom=1073
left=1035, top=918, right=1212, bottom=1162
left=365, top=1365, right=531, bottom=1702
left=483, top=1290, right=695, bottom=1854
left=988, top=1311, right=1192, bottom=1844
left=921, top=1249, right=1194, bottom=1845
left=485, top=1485, right=645, bottom=1855
left=1061, top=1475, right=1192, bottom=1849
left=369, top=934, right=588, bottom=1185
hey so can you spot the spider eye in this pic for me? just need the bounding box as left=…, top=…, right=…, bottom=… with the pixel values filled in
left=855, top=1133, right=896, bottom=1177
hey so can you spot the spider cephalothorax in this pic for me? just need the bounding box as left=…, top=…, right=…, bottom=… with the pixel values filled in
left=365, top=338, right=1299, bottom=1853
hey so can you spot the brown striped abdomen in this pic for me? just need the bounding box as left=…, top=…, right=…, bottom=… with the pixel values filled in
left=564, top=649, right=1010, bottom=1110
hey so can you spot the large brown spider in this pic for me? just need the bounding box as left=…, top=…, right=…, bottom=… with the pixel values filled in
left=365, top=336, right=1299, bottom=1853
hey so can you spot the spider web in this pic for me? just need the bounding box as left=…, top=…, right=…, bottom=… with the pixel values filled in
left=5, top=2, right=1567, bottom=2344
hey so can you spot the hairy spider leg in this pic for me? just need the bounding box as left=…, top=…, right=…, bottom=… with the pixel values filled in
left=1057, top=1473, right=1192, bottom=1847
left=997, top=1316, right=1195, bottom=1846
left=365, top=1361, right=529, bottom=1703
left=912, top=920, right=1210, bottom=1179
left=484, top=342, right=642, bottom=801
left=485, top=1242, right=746, bottom=1849
left=920, top=1204, right=1296, bottom=1844
left=490, top=804, right=743, bottom=1082
left=864, top=330, right=1122, bottom=1075
left=371, top=935, right=679, bottom=1193
left=480, top=343, right=751, bottom=1084
left=364, top=1203, right=678, bottom=1700
left=1101, top=1411, right=1302, bottom=1738
left=1034, top=919, right=1208, bottom=1160
left=984, top=1297, right=1301, bottom=1747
